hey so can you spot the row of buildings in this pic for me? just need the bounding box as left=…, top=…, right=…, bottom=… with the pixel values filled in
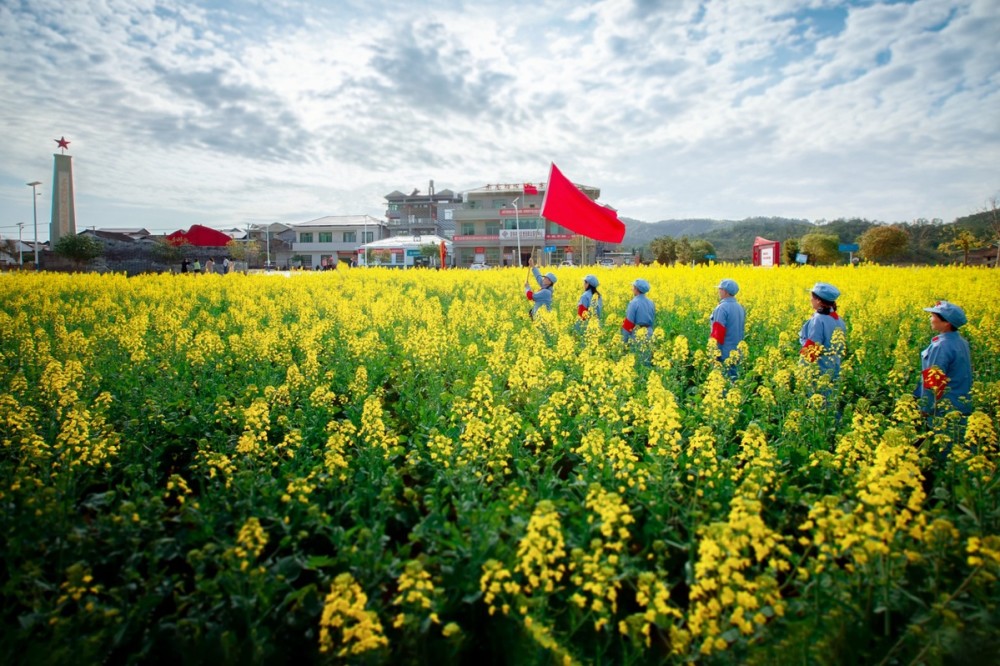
left=239, top=179, right=613, bottom=269
left=0, top=178, right=617, bottom=269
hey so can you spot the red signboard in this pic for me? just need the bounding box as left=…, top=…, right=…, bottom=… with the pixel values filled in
left=453, top=235, right=500, bottom=241
left=474, top=247, right=485, bottom=253
left=499, top=209, right=541, bottom=217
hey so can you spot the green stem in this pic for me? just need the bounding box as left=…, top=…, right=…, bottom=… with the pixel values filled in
left=876, top=564, right=981, bottom=666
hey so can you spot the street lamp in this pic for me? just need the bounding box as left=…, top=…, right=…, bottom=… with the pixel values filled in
left=16, top=222, right=24, bottom=266
left=27, top=181, right=41, bottom=269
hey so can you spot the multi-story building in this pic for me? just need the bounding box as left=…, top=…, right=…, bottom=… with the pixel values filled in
left=385, top=181, right=463, bottom=238
left=288, top=215, right=387, bottom=268
left=450, top=181, right=602, bottom=267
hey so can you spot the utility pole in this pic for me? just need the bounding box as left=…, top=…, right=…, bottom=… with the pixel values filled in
left=512, top=198, right=521, bottom=267
left=17, top=222, right=24, bottom=266
left=27, top=181, right=41, bottom=269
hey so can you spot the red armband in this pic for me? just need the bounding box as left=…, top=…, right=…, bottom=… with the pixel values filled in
left=710, top=321, right=726, bottom=344
left=526, top=290, right=534, bottom=301
left=622, top=318, right=636, bottom=332
left=922, top=367, right=948, bottom=399
left=800, top=339, right=821, bottom=363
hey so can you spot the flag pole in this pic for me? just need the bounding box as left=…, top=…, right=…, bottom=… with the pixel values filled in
left=512, top=196, right=521, bottom=267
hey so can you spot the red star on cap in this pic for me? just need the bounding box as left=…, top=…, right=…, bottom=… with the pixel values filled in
left=55, top=136, right=70, bottom=150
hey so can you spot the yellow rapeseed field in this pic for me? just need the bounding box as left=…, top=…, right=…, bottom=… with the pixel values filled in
left=0, top=264, right=998, bottom=664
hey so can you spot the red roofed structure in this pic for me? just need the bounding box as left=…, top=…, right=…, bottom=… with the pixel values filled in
left=752, top=236, right=781, bottom=267
left=166, top=225, right=233, bottom=247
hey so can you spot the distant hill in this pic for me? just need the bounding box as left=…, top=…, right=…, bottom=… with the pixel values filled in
left=622, top=216, right=818, bottom=261
left=616, top=207, right=998, bottom=265
left=621, top=218, right=732, bottom=246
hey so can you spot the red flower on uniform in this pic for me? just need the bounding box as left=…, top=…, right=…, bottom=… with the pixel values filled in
left=922, top=366, right=948, bottom=399
left=800, top=339, right=822, bottom=363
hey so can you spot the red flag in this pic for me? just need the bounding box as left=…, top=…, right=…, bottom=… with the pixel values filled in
left=439, top=240, right=446, bottom=269
left=540, top=163, right=624, bottom=243
left=523, top=183, right=539, bottom=195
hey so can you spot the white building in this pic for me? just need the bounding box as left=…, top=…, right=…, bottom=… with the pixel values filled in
left=289, top=215, right=387, bottom=268
left=357, top=235, right=452, bottom=268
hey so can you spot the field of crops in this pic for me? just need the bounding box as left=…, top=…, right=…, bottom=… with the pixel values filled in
left=1, top=265, right=999, bottom=665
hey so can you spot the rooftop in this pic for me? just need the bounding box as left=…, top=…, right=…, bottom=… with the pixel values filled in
left=294, top=215, right=386, bottom=228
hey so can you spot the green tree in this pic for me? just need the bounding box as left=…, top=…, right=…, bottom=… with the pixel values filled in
left=649, top=236, right=677, bottom=265
left=799, top=233, right=841, bottom=265
left=675, top=237, right=694, bottom=264
left=783, top=238, right=800, bottom=265
left=937, top=229, right=981, bottom=266
left=226, top=238, right=261, bottom=266
left=54, top=233, right=103, bottom=267
left=419, top=244, right=441, bottom=267
left=151, top=237, right=187, bottom=264
left=985, top=196, right=1000, bottom=267
left=858, top=225, right=909, bottom=264
left=690, top=239, right=716, bottom=264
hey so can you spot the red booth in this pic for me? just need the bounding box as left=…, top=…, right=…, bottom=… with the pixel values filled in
left=752, top=237, right=780, bottom=267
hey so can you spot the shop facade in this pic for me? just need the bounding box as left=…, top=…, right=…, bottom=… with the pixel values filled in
left=450, top=182, right=602, bottom=267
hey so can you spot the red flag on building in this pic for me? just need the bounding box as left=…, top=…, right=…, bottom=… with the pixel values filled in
left=540, top=163, right=624, bottom=243
left=523, top=183, right=539, bottom=195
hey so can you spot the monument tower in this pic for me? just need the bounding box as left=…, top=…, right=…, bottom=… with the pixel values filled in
left=50, top=136, right=77, bottom=246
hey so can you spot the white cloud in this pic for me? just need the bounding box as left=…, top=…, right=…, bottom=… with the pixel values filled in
left=0, top=0, right=997, bottom=241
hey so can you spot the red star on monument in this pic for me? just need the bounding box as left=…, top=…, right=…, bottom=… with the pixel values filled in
left=55, top=136, right=70, bottom=152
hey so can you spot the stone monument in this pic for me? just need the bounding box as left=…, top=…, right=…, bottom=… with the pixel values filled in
left=50, top=136, right=77, bottom=246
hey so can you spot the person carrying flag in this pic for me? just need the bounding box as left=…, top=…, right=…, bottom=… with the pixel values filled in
left=524, top=258, right=556, bottom=318
left=914, top=300, right=972, bottom=418
left=622, top=279, right=655, bottom=343
left=577, top=275, right=603, bottom=323
left=709, top=278, right=746, bottom=377
left=799, top=282, right=847, bottom=378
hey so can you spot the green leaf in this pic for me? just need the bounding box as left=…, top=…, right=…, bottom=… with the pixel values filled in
left=305, top=555, right=339, bottom=569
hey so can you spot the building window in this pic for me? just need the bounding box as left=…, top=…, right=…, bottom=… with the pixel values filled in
left=363, top=231, right=374, bottom=243
left=504, top=218, right=538, bottom=230
left=343, top=231, right=357, bottom=243
left=318, top=232, right=333, bottom=243
left=299, top=232, right=313, bottom=243
left=461, top=223, right=476, bottom=235
left=486, top=222, right=500, bottom=235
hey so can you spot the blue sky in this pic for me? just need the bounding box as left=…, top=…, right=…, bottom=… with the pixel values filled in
left=0, top=0, right=997, bottom=241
